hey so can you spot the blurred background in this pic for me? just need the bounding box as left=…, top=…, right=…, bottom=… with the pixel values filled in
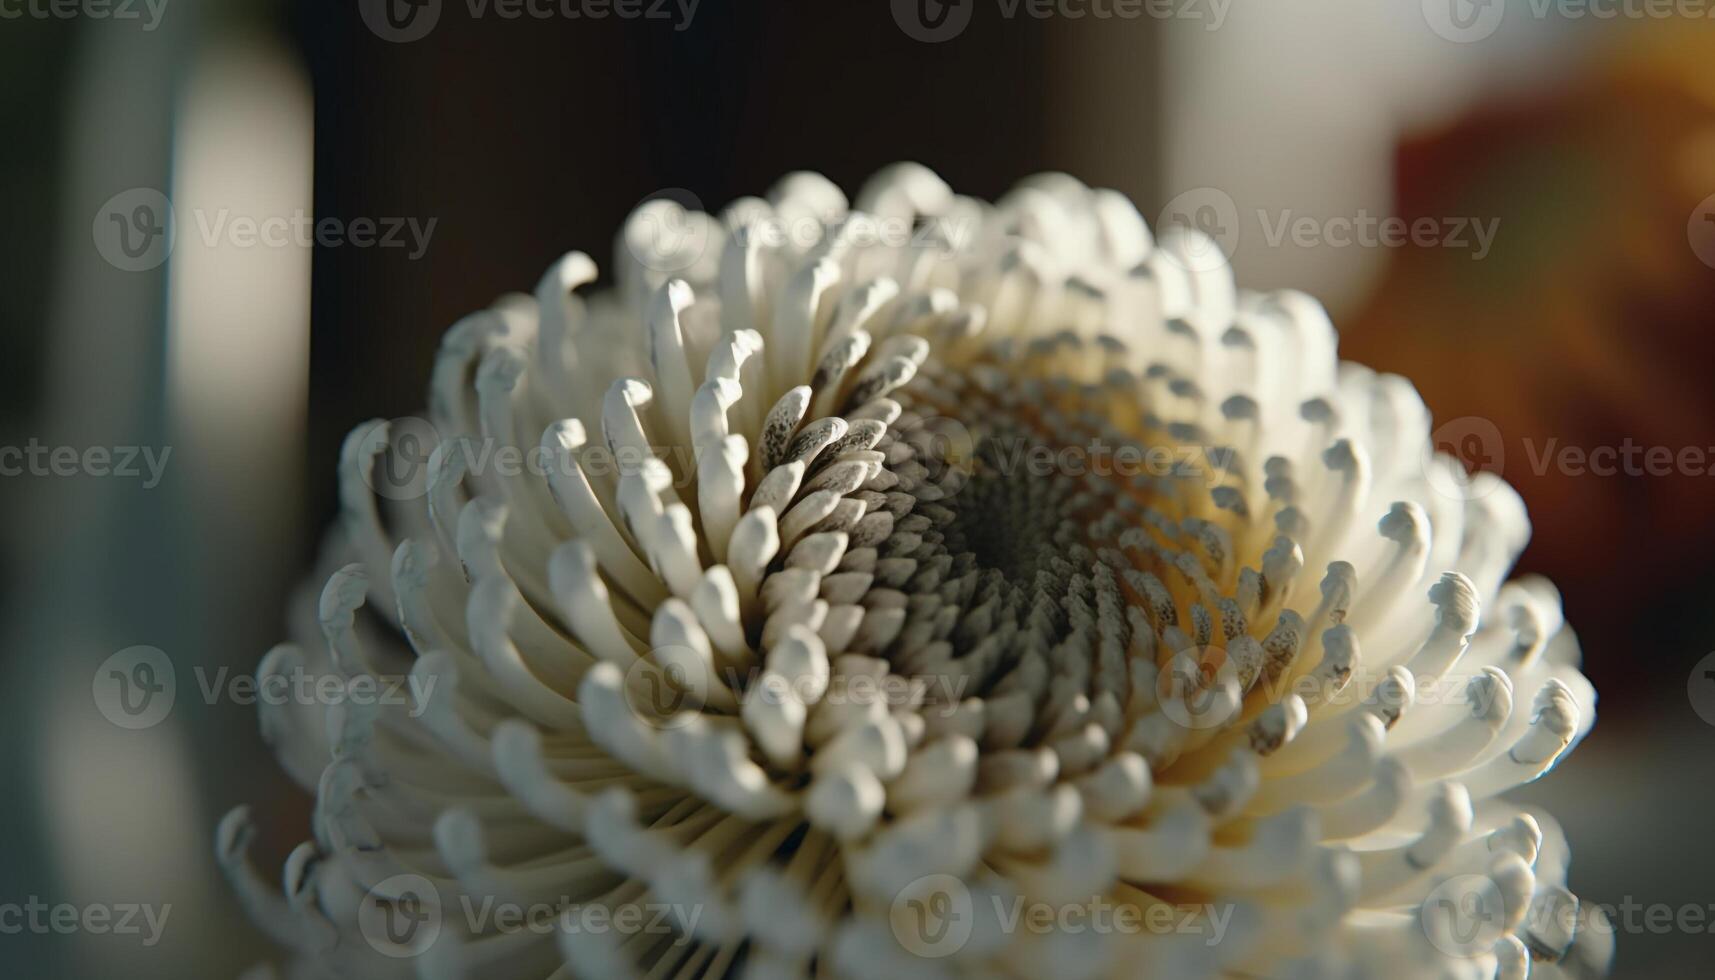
left=2, top=1, right=1712, bottom=976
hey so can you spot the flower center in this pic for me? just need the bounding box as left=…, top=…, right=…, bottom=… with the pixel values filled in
left=942, top=435, right=1087, bottom=581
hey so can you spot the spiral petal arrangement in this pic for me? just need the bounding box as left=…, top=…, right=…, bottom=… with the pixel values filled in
left=220, top=165, right=1607, bottom=980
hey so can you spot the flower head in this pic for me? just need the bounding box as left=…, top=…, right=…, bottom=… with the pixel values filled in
left=220, top=165, right=1606, bottom=979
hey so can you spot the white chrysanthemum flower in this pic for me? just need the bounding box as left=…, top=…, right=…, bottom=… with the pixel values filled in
left=219, top=165, right=1607, bottom=980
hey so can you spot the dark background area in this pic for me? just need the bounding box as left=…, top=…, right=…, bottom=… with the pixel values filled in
left=291, top=0, right=1093, bottom=543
